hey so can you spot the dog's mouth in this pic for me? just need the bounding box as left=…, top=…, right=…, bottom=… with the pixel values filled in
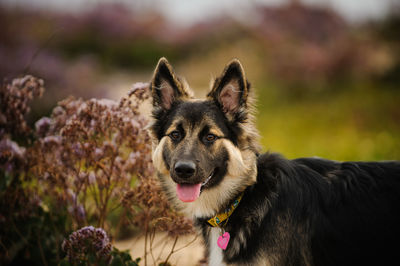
left=201, top=170, right=214, bottom=187
left=176, top=170, right=215, bottom=202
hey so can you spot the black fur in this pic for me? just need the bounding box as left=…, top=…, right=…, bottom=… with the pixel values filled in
left=197, top=153, right=400, bottom=265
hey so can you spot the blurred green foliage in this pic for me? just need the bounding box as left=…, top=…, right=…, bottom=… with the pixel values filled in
left=58, top=36, right=178, bottom=69
left=256, top=81, right=400, bottom=161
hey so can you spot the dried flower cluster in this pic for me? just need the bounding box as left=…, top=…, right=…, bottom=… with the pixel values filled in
left=0, top=75, right=43, bottom=211
left=0, top=76, right=46, bottom=264
left=0, top=75, right=44, bottom=174
left=29, top=82, right=154, bottom=230
left=1, top=75, right=196, bottom=265
left=0, top=75, right=44, bottom=139
left=0, top=138, right=26, bottom=174
left=123, top=176, right=194, bottom=237
left=62, top=226, right=112, bottom=264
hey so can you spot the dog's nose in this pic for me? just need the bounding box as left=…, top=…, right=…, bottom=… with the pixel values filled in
left=174, top=161, right=196, bottom=179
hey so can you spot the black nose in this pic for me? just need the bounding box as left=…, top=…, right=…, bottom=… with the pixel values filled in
left=174, top=161, right=196, bottom=179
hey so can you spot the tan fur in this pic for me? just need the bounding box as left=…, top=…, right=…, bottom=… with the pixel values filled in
left=152, top=136, right=169, bottom=176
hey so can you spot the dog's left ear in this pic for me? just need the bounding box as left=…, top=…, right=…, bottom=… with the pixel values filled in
left=207, top=59, right=249, bottom=118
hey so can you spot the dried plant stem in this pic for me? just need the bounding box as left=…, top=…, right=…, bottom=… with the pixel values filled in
left=99, top=184, right=113, bottom=229
left=144, top=211, right=150, bottom=266
left=89, top=185, right=100, bottom=212
left=163, top=236, right=179, bottom=266
left=23, top=28, right=62, bottom=75
left=0, top=240, right=9, bottom=260
left=48, top=211, right=62, bottom=262
left=36, top=232, right=48, bottom=266
left=149, top=227, right=157, bottom=265
left=172, top=234, right=199, bottom=253
left=152, top=233, right=169, bottom=250
left=108, top=202, right=122, bottom=213
left=155, top=236, right=169, bottom=263
left=11, top=220, right=28, bottom=246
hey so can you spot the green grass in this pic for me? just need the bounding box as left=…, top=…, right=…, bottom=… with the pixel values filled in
left=256, top=82, right=400, bottom=161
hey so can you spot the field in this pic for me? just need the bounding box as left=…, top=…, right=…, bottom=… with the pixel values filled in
left=256, top=82, right=400, bottom=160
left=1, top=2, right=399, bottom=265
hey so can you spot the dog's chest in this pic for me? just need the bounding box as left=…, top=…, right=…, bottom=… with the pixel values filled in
left=208, top=227, right=226, bottom=266
left=206, top=226, right=271, bottom=266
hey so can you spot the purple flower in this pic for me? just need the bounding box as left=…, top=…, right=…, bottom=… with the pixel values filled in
left=52, top=106, right=65, bottom=116
left=43, top=135, right=61, bottom=145
left=90, top=119, right=97, bottom=129
left=0, top=138, right=26, bottom=158
left=128, top=82, right=149, bottom=97
left=88, top=171, right=96, bottom=184
left=35, top=117, right=52, bottom=137
left=76, top=205, right=86, bottom=221
left=79, top=171, right=87, bottom=180
left=127, top=151, right=140, bottom=166
left=72, top=142, right=84, bottom=157
left=67, top=188, right=77, bottom=203
left=94, top=148, right=104, bottom=160
left=62, top=226, right=112, bottom=263
left=97, top=98, right=117, bottom=108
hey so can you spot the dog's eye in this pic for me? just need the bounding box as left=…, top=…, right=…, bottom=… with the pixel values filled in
left=169, top=131, right=181, bottom=141
left=204, top=134, right=217, bottom=143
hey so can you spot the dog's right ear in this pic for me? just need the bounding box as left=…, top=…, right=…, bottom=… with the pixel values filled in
left=151, top=57, right=188, bottom=110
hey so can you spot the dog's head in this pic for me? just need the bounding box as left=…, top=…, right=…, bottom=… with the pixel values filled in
left=148, top=58, right=260, bottom=217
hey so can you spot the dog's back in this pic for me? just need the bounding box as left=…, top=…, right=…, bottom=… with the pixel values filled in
left=296, top=157, right=400, bottom=266
left=224, top=153, right=400, bottom=265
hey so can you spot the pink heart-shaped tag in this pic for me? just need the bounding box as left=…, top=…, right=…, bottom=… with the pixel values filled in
left=217, top=232, right=230, bottom=250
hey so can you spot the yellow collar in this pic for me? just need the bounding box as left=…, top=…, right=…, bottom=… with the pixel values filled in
left=207, top=192, right=244, bottom=227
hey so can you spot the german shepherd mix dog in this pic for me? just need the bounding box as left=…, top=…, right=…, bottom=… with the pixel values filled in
left=148, top=58, right=400, bottom=266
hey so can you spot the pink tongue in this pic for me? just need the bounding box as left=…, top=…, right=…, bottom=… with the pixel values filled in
left=176, top=183, right=201, bottom=202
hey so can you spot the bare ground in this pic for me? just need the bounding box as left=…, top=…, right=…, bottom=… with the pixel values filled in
left=115, top=232, right=205, bottom=266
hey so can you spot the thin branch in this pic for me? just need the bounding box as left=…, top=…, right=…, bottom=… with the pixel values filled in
left=149, top=227, right=157, bottom=265
left=163, top=236, right=178, bottom=266
left=172, top=234, right=199, bottom=253
left=36, top=231, right=48, bottom=266
left=143, top=212, right=149, bottom=266
left=155, top=237, right=169, bottom=263
left=23, top=27, right=61, bottom=75
left=0, top=240, right=10, bottom=260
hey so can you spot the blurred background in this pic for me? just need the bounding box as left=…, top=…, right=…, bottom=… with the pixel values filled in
left=1, top=0, right=400, bottom=160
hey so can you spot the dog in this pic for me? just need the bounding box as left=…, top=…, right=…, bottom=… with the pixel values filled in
left=148, top=57, right=400, bottom=266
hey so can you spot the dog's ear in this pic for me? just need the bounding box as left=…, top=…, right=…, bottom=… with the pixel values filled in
left=208, top=59, right=249, bottom=117
left=151, top=57, right=189, bottom=110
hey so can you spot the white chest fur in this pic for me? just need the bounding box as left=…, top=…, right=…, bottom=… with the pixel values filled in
left=209, top=227, right=226, bottom=266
